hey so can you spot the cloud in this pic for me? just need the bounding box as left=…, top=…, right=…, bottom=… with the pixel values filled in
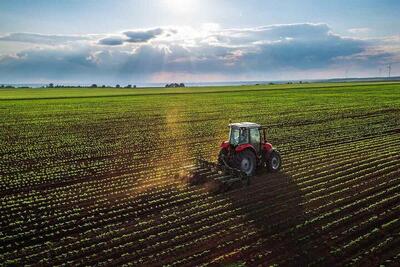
left=348, top=28, right=370, bottom=34
left=124, top=28, right=164, bottom=43
left=98, top=36, right=124, bottom=46
left=97, top=28, right=176, bottom=46
left=0, top=23, right=399, bottom=83
left=0, top=48, right=97, bottom=81
left=206, top=23, right=333, bottom=47
left=0, top=32, right=89, bottom=45
left=238, top=29, right=366, bottom=70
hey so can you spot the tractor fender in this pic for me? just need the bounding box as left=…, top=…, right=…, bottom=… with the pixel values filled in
left=264, top=148, right=278, bottom=160
left=235, top=144, right=257, bottom=155
left=220, top=141, right=230, bottom=149
left=262, top=142, right=273, bottom=152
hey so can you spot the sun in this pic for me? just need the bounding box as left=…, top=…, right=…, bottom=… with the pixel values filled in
left=163, top=0, right=198, bottom=14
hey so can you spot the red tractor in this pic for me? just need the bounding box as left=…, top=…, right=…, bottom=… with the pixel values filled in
left=218, top=122, right=282, bottom=176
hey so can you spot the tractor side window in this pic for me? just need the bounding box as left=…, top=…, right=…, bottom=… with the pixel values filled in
left=239, top=128, right=248, bottom=144
left=230, top=128, right=240, bottom=145
left=250, top=128, right=260, bottom=144
left=250, top=128, right=261, bottom=152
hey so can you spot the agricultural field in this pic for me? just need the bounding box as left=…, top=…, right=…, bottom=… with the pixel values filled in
left=1, top=82, right=400, bottom=266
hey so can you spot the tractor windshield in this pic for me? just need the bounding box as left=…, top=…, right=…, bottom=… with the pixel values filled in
left=229, top=127, right=248, bottom=146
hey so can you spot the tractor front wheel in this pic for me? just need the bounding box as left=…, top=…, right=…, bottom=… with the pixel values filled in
left=267, top=150, right=281, bottom=172
left=236, top=150, right=256, bottom=176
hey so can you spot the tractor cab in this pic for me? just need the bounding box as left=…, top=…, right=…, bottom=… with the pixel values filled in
left=228, top=122, right=264, bottom=153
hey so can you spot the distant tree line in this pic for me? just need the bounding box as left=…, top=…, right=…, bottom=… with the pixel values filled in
left=90, top=84, right=137, bottom=88
left=1, top=83, right=186, bottom=89
left=0, top=84, right=140, bottom=88
left=44, top=83, right=137, bottom=88
left=165, top=83, right=185, bottom=88
left=0, top=84, right=32, bottom=88
left=0, top=85, right=19, bottom=88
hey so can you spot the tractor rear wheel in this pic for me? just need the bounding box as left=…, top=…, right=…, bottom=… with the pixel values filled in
left=236, top=150, right=256, bottom=176
left=267, top=150, right=281, bottom=172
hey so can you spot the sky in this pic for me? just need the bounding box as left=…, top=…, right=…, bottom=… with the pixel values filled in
left=0, top=0, right=399, bottom=84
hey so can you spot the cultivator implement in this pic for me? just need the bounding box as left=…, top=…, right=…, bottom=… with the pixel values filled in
left=185, top=157, right=250, bottom=192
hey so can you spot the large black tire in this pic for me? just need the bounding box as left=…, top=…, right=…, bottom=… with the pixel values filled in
left=267, top=150, right=282, bottom=172
left=235, top=150, right=257, bottom=176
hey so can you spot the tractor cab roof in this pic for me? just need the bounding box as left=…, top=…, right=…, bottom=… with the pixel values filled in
left=229, top=122, right=261, bottom=129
